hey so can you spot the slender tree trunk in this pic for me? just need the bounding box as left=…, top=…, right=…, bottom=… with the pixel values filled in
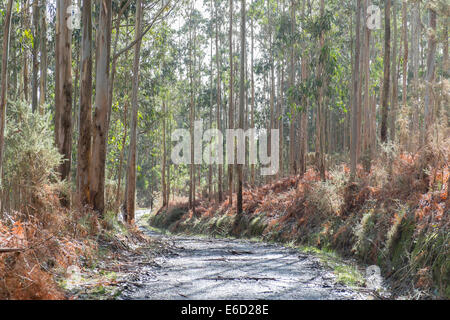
left=401, top=1, right=408, bottom=111
left=350, top=0, right=362, bottom=179
left=162, top=100, right=167, bottom=207
left=267, top=0, right=274, bottom=183
left=77, top=0, right=93, bottom=207
left=188, top=6, right=196, bottom=215
left=250, top=5, right=255, bottom=185
left=124, top=0, right=142, bottom=224
left=39, top=0, right=47, bottom=113
left=390, top=0, right=398, bottom=142
left=299, top=1, right=308, bottom=176
left=288, top=0, right=296, bottom=175
left=444, top=22, right=448, bottom=78
left=23, top=0, right=30, bottom=102
left=423, top=8, right=437, bottom=144
left=316, top=0, right=326, bottom=181
left=215, top=2, right=223, bottom=202
left=90, top=0, right=112, bottom=216
left=300, top=54, right=308, bottom=176
left=209, top=1, right=213, bottom=201
left=56, top=0, right=73, bottom=207
left=228, top=0, right=234, bottom=205
left=380, top=0, right=391, bottom=143
left=237, top=0, right=246, bottom=215
left=31, top=0, right=40, bottom=112
left=363, top=0, right=371, bottom=156
left=0, top=0, right=13, bottom=185
left=410, top=1, right=420, bottom=149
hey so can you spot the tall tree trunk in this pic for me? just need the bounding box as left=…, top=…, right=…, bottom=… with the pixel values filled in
left=0, top=0, right=13, bottom=185
left=39, top=0, right=47, bottom=113
left=350, top=0, right=362, bottom=179
left=423, top=8, right=437, bottom=144
left=380, top=0, right=391, bottom=143
left=390, top=0, right=398, bottom=142
left=215, top=1, right=223, bottom=202
left=299, top=1, right=308, bottom=176
left=237, top=0, right=246, bottom=215
left=124, top=0, right=142, bottom=224
left=267, top=0, right=274, bottom=183
left=401, top=1, right=408, bottom=110
left=410, top=1, right=420, bottom=149
left=77, top=0, right=93, bottom=207
left=316, top=0, right=326, bottom=181
left=228, top=0, right=234, bottom=205
left=444, top=22, right=448, bottom=78
left=162, top=100, right=167, bottom=207
left=90, top=0, right=112, bottom=216
left=288, top=0, right=296, bottom=175
left=31, top=0, right=40, bottom=112
left=363, top=0, right=371, bottom=156
left=23, top=0, right=30, bottom=102
left=250, top=4, right=256, bottom=185
left=56, top=0, right=73, bottom=206
left=209, top=0, right=213, bottom=201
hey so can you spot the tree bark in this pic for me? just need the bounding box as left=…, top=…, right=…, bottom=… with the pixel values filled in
left=363, top=0, right=371, bottom=155
left=237, top=0, right=246, bottom=215
left=350, top=0, right=362, bottom=179
left=423, top=8, right=437, bottom=144
left=23, top=0, right=30, bottom=102
left=288, top=0, right=296, bottom=175
left=380, top=0, right=391, bottom=143
left=56, top=0, right=73, bottom=207
left=31, top=0, right=40, bottom=113
left=401, top=1, right=408, bottom=111
left=228, top=0, right=234, bottom=205
left=124, top=0, right=142, bottom=224
left=250, top=4, right=256, bottom=186
left=390, top=0, right=398, bottom=142
left=90, top=0, right=112, bottom=216
left=77, top=0, right=93, bottom=207
left=162, top=100, right=167, bottom=207
left=0, top=0, right=13, bottom=184
left=39, top=0, right=47, bottom=113
left=316, top=0, right=326, bottom=181
left=215, top=1, right=223, bottom=202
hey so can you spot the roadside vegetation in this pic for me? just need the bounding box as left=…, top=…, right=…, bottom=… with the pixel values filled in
left=150, top=139, right=449, bottom=299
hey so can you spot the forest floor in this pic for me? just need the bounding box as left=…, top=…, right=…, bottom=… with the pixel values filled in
left=146, top=144, right=449, bottom=299
left=68, top=210, right=386, bottom=300
left=116, top=210, right=389, bottom=300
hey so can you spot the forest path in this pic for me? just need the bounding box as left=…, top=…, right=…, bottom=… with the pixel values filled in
left=119, top=210, right=370, bottom=300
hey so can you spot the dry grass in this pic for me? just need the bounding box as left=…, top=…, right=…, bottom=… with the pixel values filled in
left=153, top=138, right=449, bottom=298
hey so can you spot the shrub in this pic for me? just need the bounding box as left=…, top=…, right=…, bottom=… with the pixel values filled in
left=2, top=100, right=63, bottom=211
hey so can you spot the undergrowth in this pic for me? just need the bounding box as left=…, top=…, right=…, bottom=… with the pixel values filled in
left=150, top=138, right=449, bottom=299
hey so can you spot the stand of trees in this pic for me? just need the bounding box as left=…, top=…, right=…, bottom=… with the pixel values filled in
left=0, top=0, right=448, bottom=222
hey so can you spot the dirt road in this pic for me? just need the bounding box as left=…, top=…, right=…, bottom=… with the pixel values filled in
left=119, top=214, right=371, bottom=300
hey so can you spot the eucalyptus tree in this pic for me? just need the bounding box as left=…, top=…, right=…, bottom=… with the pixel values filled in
left=55, top=0, right=73, bottom=206
left=0, top=0, right=14, bottom=185
left=90, top=0, right=112, bottom=215
left=237, top=0, right=246, bottom=215
left=380, top=0, right=391, bottom=143
left=77, top=0, right=93, bottom=207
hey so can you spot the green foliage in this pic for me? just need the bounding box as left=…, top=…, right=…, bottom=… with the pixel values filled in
left=3, top=101, right=62, bottom=190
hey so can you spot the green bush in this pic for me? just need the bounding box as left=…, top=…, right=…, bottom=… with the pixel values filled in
left=2, top=101, right=62, bottom=208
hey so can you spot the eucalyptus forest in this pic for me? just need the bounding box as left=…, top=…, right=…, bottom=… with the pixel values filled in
left=0, top=0, right=448, bottom=300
